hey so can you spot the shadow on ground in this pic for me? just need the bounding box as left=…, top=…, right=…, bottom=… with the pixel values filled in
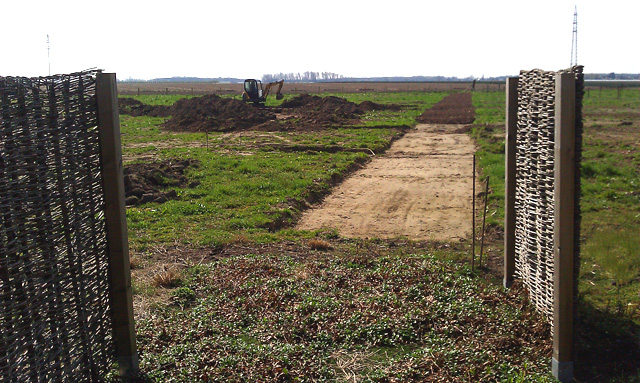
left=575, top=302, right=640, bottom=382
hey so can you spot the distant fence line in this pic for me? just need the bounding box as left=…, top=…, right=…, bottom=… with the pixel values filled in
left=116, top=81, right=504, bottom=96
left=504, top=66, right=583, bottom=382
left=0, top=71, right=137, bottom=381
left=115, top=80, right=638, bottom=98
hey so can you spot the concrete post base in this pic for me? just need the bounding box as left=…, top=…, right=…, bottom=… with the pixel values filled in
left=552, top=358, right=573, bottom=382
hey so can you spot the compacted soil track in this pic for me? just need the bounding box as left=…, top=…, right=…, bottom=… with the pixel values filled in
left=296, top=93, right=476, bottom=241
left=296, top=123, right=475, bottom=241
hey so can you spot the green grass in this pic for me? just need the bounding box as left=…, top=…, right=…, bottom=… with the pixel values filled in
left=470, top=91, right=506, bottom=229
left=579, top=87, right=640, bottom=314
left=127, top=148, right=368, bottom=249
left=473, top=91, right=506, bottom=125
left=120, top=94, right=198, bottom=105
left=328, top=91, right=447, bottom=127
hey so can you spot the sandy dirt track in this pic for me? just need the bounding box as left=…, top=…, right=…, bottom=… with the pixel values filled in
left=296, top=124, right=475, bottom=241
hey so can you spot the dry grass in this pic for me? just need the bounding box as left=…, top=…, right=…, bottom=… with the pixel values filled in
left=152, top=265, right=183, bottom=288
left=308, top=239, right=333, bottom=251
left=332, top=349, right=386, bottom=382
left=129, top=255, right=142, bottom=270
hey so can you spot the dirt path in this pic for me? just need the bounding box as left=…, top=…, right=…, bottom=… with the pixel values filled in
left=296, top=124, right=475, bottom=241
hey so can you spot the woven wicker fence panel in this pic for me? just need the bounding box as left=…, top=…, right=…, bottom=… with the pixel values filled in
left=0, top=71, right=113, bottom=381
left=514, top=67, right=583, bottom=327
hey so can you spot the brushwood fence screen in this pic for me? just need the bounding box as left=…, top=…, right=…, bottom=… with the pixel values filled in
left=504, top=66, right=583, bottom=381
left=513, top=66, right=583, bottom=326
left=0, top=71, right=133, bottom=381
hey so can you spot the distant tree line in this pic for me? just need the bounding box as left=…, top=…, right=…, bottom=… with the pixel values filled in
left=262, top=72, right=345, bottom=83
left=261, top=73, right=499, bottom=83
left=118, top=72, right=640, bottom=84
left=584, top=73, right=640, bottom=80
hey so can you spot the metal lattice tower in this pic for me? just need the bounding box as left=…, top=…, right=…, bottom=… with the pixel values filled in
left=570, top=6, right=578, bottom=66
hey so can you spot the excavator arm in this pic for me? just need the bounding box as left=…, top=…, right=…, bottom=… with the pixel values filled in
left=263, top=80, right=284, bottom=100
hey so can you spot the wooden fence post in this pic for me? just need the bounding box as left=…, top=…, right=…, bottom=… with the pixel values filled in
left=552, top=72, right=576, bottom=383
left=504, top=77, right=518, bottom=288
left=96, top=73, right=139, bottom=378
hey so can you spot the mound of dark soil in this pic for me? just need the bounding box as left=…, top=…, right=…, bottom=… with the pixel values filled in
left=123, top=159, right=200, bottom=206
left=279, top=94, right=319, bottom=109
left=417, top=92, right=476, bottom=124
left=118, top=98, right=171, bottom=117
left=358, top=100, right=401, bottom=112
left=119, top=94, right=402, bottom=132
left=163, top=95, right=276, bottom=132
left=284, top=95, right=361, bottom=118
left=278, top=95, right=401, bottom=127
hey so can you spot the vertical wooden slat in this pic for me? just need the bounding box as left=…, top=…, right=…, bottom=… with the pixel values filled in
left=552, top=72, right=576, bottom=383
left=96, top=73, right=139, bottom=377
left=504, top=77, right=518, bottom=288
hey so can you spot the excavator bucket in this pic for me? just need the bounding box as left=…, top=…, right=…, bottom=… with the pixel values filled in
left=276, top=93, right=284, bottom=100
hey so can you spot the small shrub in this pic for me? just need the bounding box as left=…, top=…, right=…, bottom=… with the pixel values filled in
left=171, top=287, right=196, bottom=306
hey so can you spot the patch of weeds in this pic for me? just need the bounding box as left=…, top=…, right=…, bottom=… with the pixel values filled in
left=133, top=241, right=554, bottom=381
left=171, top=287, right=196, bottom=307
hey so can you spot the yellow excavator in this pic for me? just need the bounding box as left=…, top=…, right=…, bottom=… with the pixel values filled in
left=242, top=79, right=284, bottom=105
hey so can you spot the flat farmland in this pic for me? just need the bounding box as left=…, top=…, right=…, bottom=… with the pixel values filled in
left=114, top=87, right=640, bottom=382
left=117, top=81, right=501, bottom=96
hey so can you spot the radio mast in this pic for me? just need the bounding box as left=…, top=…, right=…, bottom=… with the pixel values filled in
left=570, top=7, right=578, bottom=66
left=47, top=34, right=51, bottom=76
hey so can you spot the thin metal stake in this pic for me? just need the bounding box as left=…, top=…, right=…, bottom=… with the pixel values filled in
left=472, top=155, right=476, bottom=271
left=479, top=176, right=490, bottom=266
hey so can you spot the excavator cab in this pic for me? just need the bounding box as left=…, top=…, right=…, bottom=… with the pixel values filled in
left=243, top=79, right=262, bottom=104
left=242, top=79, right=284, bottom=105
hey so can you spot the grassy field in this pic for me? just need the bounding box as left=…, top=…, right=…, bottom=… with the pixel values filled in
left=471, top=87, right=640, bottom=382
left=115, top=88, right=636, bottom=382
left=121, top=92, right=445, bottom=250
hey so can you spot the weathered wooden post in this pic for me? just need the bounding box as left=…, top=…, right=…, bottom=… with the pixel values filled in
left=552, top=72, right=576, bottom=383
left=504, top=77, right=518, bottom=288
left=96, top=73, right=139, bottom=378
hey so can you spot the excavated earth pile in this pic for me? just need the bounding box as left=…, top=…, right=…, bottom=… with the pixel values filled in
left=123, top=159, right=200, bottom=206
left=280, top=94, right=400, bottom=124
left=254, top=94, right=403, bottom=130
left=162, top=95, right=275, bottom=132
left=417, top=92, right=475, bottom=124
left=119, top=94, right=401, bottom=132
left=118, top=98, right=171, bottom=117
left=119, top=95, right=276, bottom=132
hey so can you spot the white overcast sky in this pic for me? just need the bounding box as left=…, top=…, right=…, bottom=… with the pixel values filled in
left=1, top=0, right=637, bottom=80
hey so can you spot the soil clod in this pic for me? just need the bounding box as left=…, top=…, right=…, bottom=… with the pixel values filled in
left=123, top=159, right=200, bottom=206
